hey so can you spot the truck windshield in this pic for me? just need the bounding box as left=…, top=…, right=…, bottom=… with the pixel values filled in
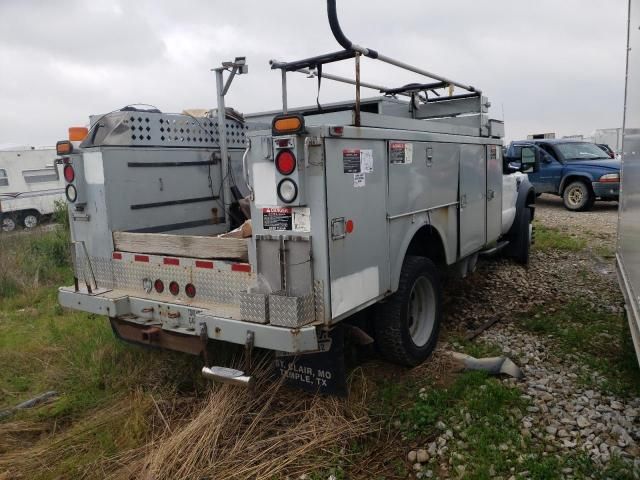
left=556, top=143, right=611, bottom=161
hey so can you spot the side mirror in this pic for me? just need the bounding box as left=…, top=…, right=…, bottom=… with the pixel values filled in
left=519, top=146, right=540, bottom=174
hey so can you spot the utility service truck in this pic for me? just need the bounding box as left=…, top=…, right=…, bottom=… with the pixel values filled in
left=57, top=1, right=537, bottom=392
left=0, top=147, right=65, bottom=231
left=617, top=0, right=640, bottom=367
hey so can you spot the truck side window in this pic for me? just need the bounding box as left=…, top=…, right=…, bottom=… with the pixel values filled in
left=0, top=169, right=8, bottom=187
left=540, top=144, right=558, bottom=161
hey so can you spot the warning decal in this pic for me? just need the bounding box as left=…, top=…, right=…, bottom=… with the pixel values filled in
left=262, top=207, right=292, bottom=230
left=390, top=142, right=413, bottom=164
left=342, top=149, right=361, bottom=173
left=490, top=145, right=498, bottom=160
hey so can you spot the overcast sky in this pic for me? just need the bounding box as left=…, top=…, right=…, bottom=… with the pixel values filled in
left=0, top=0, right=629, bottom=147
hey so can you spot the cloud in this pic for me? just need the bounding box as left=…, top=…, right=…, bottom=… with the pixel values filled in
left=0, top=0, right=628, bottom=145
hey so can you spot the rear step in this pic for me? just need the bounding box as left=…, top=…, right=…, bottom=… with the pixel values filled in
left=202, top=366, right=255, bottom=388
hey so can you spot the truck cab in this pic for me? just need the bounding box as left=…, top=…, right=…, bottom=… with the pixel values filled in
left=507, top=139, right=620, bottom=211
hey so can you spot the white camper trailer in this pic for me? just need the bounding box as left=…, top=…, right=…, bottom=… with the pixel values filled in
left=0, top=147, right=65, bottom=231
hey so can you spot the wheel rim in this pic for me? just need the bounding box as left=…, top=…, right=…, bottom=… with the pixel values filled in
left=2, top=218, right=16, bottom=232
left=407, top=276, right=436, bottom=347
left=567, top=185, right=585, bottom=208
left=24, top=215, right=38, bottom=228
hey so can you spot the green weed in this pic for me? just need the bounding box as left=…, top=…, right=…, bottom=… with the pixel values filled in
left=534, top=224, right=586, bottom=252
left=519, top=300, right=640, bottom=397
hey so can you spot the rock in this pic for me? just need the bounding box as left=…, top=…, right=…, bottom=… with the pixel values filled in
left=436, top=421, right=447, bottom=430
left=408, top=450, right=417, bottom=463
left=611, top=401, right=624, bottom=411
left=428, top=442, right=437, bottom=457
left=546, top=426, right=558, bottom=436
left=577, top=416, right=590, bottom=428
left=417, top=449, right=429, bottom=463
left=413, top=463, right=422, bottom=472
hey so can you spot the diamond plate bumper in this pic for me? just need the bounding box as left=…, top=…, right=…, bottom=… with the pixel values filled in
left=59, top=286, right=320, bottom=353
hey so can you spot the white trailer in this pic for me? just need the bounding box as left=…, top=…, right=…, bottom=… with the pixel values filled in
left=617, top=0, right=640, bottom=365
left=0, top=147, right=65, bottom=231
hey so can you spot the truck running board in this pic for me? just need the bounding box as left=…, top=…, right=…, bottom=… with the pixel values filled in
left=202, top=366, right=255, bottom=389
left=479, top=240, right=510, bottom=257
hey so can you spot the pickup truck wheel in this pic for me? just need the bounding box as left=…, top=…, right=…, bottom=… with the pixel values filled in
left=373, top=256, right=442, bottom=367
left=1, top=215, right=16, bottom=232
left=563, top=181, right=595, bottom=212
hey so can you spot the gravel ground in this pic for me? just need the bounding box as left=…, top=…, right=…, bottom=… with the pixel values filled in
left=422, top=194, right=639, bottom=477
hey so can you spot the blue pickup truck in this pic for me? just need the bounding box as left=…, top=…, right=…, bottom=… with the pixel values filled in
left=506, top=139, right=620, bottom=211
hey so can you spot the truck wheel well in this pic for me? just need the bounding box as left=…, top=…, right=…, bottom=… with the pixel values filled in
left=560, top=175, right=592, bottom=196
left=405, top=226, right=446, bottom=267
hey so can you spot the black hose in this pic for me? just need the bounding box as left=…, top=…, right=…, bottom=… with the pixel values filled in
left=326, top=0, right=378, bottom=58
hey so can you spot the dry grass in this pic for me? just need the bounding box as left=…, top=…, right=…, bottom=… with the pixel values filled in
left=1, top=359, right=377, bottom=480
left=110, top=363, right=376, bottom=480
left=0, top=390, right=155, bottom=479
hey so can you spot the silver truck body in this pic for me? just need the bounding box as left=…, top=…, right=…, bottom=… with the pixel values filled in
left=617, top=0, right=640, bottom=365
left=58, top=96, right=526, bottom=354
left=57, top=2, right=536, bottom=384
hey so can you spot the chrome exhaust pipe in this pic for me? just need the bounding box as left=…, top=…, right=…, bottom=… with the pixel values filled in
left=202, top=366, right=255, bottom=388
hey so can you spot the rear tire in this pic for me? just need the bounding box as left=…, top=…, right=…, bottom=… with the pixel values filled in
left=1, top=215, right=16, bottom=232
left=563, top=181, right=594, bottom=212
left=373, top=256, right=442, bottom=367
left=22, top=212, right=39, bottom=229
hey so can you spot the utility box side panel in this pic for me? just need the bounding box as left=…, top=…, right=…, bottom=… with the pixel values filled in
left=618, top=0, right=640, bottom=364
left=388, top=141, right=459, bottom=217
left=459, top=144, right=487, bottom=257
left=324, top=139, right=390, bottom=320
left=486, top=144, right=504, bottom=245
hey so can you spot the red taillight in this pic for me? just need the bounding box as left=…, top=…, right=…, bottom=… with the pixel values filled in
left=275, top=150, right=296, bottom=175
left=63, top=164, right=75, bottom=182
left=169, top=281, right=180, bottom=296
left=185, top=283, right=196, bottom=298
left=154, top=279, right=164, bottom=293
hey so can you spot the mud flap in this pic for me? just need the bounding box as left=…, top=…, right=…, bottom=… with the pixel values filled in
left=274, top=325, right=347, bottom=396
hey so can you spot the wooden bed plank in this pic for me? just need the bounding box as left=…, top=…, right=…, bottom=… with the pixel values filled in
left=113, top=231, right=248, bottom=260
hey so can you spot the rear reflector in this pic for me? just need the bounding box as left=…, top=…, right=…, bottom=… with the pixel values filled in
left=154, top=279, right=164, bottom=293
left=169, top=281, right=180, bottom=295
left=112, top=252, right=122, bottom=260
left=195, top=260, right=214, bottom=269
left=134, top=255, right=149, bottom=263
left=232, top=263, right=251, bottom=273
left=163, top=257, right=180, bottom=266
left=185, top=283, right=196, bottom=298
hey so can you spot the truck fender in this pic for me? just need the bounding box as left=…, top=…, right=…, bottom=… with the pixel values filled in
left=508, top=176, right=536, bottom=237
left=558, top=172, right=594, bottom=195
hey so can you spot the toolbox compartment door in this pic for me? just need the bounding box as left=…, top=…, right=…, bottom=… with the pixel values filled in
left=324, top=139, right=390, bottom=320
left=459, top=144, right=487, bottom=256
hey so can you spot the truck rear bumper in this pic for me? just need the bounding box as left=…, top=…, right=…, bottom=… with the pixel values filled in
left=58, top=286, right=320, bottom=353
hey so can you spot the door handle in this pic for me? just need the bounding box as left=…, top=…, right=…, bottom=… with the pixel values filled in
left=460, top=194, right=467, bottom=209
left=487, top=189, right=495, bottom=200
left=426, top=146, right=433, bottom=167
